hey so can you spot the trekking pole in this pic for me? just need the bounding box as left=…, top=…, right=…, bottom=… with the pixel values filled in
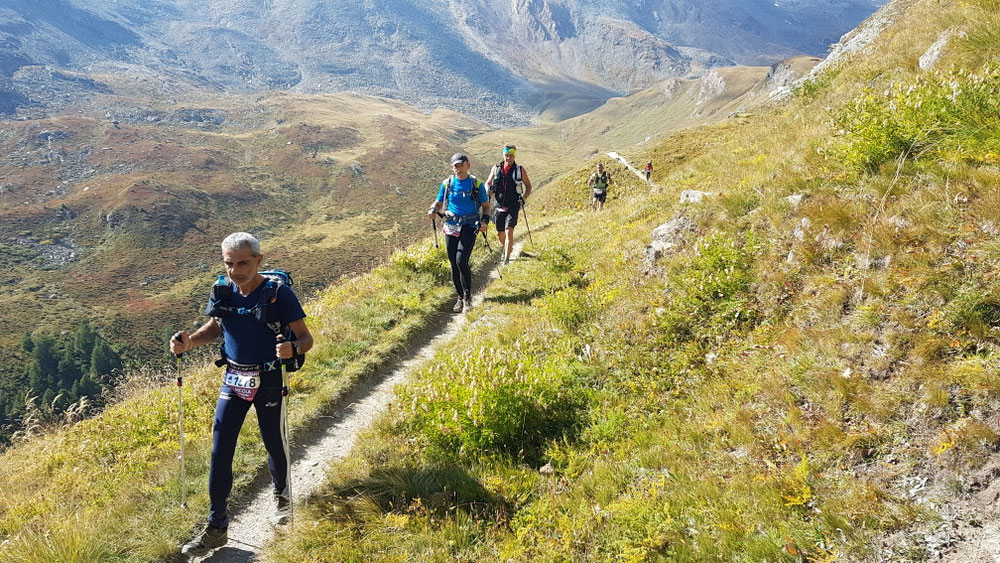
left=171, top=334, right=187, bottom=508
left=478, top=229, right=503, bottom=279
left=276, top=335, right=294, bottom=528
left=519, top=198, right=534, bottom=247
left=431, top=217, right=440, bottom=249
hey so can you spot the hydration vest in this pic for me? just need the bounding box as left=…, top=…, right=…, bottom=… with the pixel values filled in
left=205, top=269, right=305, bottom=371
left=491, top=163, right=523, bottom=209
left=591, top=171, right=610, bottom=191
left=442, top=174, right=485, bottom=215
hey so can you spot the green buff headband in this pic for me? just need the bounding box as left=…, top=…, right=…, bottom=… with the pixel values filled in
left=503, top=147, right=516, bottom=157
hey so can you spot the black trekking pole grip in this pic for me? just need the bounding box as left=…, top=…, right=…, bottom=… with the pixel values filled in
left=432, top=217, right=439, bottom=249
left=276, top=334, right=290, bottom=396
left=171, top=333, right=184, bottom=383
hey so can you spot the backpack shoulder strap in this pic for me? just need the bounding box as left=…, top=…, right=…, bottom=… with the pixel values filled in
left=469, top=175, right=482, bottom=212
left=443, top=175, right=454, bottom=208
left=260, top=277, right=286, bottom=334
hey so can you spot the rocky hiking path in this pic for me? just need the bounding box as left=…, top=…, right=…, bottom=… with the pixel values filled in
left=192, top=240, right=526, bottom=562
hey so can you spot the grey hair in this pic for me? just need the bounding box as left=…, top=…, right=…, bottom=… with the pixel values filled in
left=221, top=232, right=261, bottom=256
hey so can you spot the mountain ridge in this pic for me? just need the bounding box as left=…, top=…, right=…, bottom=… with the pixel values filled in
left=1, top=0, right=884, bottom=125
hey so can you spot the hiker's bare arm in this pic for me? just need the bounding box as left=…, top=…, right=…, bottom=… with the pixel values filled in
left=521, top=167, right=532, bottom=201
left=480, top=200, right=491, bottom=233
left=170, top=319, right=222, bottom=354
left=428, top=199, right=442, bottom=219
left=276, top=318, right=313, bottom=359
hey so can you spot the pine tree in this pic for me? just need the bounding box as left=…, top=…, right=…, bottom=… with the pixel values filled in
left=90, top=340, right=121, bottom=380
left=27, top=362, right=44, bottom=395
left=32, top=335, right=59, bottom=380
left=41, top=388, right=56, bottom=411
left=20, top=332, right=34, bottom=353
left=58, top=347, right=81, bottom=388
left=78, top=373, right=101, bottom=399
left=72, top=320, right=97, bottom=372
left=52, top=386, right=74, bottom=411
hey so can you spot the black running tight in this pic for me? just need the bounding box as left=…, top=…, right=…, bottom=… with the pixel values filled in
left=446, top=226, right=477, bottom=299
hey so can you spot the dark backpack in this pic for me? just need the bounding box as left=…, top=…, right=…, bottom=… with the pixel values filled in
left=491, top=163, right=523, bottom=208
left=205, top=269, right=305, bottom=371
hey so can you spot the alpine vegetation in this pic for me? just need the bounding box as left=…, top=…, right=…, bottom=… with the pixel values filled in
left=3, top=0, right=1000, bottom=561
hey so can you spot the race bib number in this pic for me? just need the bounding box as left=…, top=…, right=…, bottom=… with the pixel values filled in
left=224, top=367, right=261, bottom=401
left=443, top=221, right=463, bottom=237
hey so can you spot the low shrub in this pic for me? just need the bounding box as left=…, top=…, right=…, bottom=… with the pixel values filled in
left=389, top=241, right=450, bottom=280
left=834, top=68, right=1000, bottom=172
left=656, top=232, right=761, bottom=347
left=542, top=286, right=601, bottom=333
left=399, top=343, right=590, bottom=465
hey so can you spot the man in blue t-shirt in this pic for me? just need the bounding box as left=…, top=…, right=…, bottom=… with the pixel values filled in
left=170, top=232, right=314, bottom=557
left=427, top=152, right=491, bottom=313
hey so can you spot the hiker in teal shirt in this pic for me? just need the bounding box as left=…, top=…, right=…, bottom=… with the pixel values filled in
left=428, top=152, right=490, bottom=313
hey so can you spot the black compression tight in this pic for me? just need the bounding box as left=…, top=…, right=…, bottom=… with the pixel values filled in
left=447, top=226, right=477, bottom=299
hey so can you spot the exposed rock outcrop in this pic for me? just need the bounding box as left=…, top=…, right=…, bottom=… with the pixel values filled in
left=641, top=213, right=696, bottom=276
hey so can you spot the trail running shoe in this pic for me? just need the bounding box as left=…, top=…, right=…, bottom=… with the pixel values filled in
left=453, top=297, right=464, bottom=313
left=274, top=493, right=291, bottom=526
left=181, top=523, right=228, bottom=557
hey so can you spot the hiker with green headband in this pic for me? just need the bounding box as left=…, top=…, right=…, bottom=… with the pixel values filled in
left=485, top=144, right=532, bottom=265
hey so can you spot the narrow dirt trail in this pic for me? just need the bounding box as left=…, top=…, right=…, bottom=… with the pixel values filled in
left=195, top=240, right=525, bottom=562
left=606, top=151, right=651, bottom=185
left=937, top=460, right=1000, bottom=562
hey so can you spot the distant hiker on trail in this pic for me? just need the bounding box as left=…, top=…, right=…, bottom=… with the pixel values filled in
left=428, top=153, right=491, bottom=314
left=485, top=144, right=532, bottom=265
left=170, top=232, right=314, bottom=557
left=645, top=160, right=653, bottom=182
left=589, top=162, right=612, bottom=211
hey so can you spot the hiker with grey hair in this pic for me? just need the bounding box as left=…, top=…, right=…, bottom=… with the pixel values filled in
left=170, top=232, right=313, bottom=556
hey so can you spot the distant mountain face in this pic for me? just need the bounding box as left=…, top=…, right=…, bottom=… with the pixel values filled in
left=0, top=0, right=885, bottom=124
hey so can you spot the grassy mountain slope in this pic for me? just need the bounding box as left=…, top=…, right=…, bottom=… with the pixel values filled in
left=465, top=59, right=816, bottom=185
left=260, top=0, right=1000, bottom=560
left=0, top=51, right=806, bottom=439
left=3, top=0, right=1000, bottom=560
